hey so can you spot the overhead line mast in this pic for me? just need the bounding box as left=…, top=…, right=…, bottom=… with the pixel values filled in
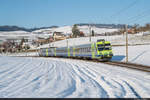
left=125, top=24, right=128, bottom=63
left=89, top=23, right=91, bottom=42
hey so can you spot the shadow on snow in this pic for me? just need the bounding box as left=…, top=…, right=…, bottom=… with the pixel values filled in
left=111, top=55, right=125, bottom=61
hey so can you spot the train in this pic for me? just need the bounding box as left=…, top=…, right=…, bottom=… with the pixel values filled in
left=38, top=39, right=113, bottom=61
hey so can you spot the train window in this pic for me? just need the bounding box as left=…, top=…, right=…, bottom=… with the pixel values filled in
left=97, top=44, right=104, bottom=47
left=86, top=48, right=88, bottom=52
left=80, top=48, right=82, bottom=52
left=105, top=43, right=110, bottom=46
left=88, top=47, right=90, bottom=52
left=85, top=48, right=87, bottom=52
left=98, top=48, right=104, bottom=51
left=104, top=48, right=110, bottom=50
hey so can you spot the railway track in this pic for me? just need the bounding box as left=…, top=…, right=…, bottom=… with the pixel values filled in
left=103, top=61, right=150, bottom=72
left=81, top=58, right=150, bottom=72
left=12, top=55, right=150, bottom=72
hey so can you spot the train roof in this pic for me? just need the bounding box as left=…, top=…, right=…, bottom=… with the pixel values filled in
left=96, top=39, right=111, bottom=44
left=40, top=46, right=57, bottom=49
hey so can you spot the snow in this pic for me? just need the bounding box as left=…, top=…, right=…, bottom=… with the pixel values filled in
left=32, top=25, right=118, bottom=36
left=0, top=31, right=31, bottom=41
left=53, top=26, right=72, bottom=34
left=112, top=45, right=150, bottom=66
left=32, top=28, right=56, bottom=33
left=0, top=31, right=29, bottom=34
left=0, top=56, right=149, bottom=98
left=78, top=25, right=118, bottom=35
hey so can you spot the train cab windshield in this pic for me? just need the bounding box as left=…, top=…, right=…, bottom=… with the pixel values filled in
left=98, top=47, right=111, bottom=51
left=97, top=43, right=111, bottom=47
left=98, top=48, right=104, bottom=51
left=97, top=43, right=111, bottom=51
left=105, top=43, right=110, bottom=46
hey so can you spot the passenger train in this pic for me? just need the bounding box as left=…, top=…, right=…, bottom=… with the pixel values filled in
left=38, top=39, right=113, bottom=61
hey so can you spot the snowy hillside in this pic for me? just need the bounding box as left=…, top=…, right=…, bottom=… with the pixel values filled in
left=78, top=26, right=118, bottom=35
left=0, top=31, right=31, bottom=40
left=0, top=31, right=29, bottom=34
left=32, top=25, right=118, bottom=35
left=0, top=31, right=30, bottom=37
left=0, top=25, right=118, bottom=41
left=0, top=56, right=149, bottom=98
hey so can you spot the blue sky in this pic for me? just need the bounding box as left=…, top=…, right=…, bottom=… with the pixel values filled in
left=0, top=0, right=150, bottom=28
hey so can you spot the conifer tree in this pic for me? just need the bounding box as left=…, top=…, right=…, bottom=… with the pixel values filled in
left=72, top=24, right=80, bottom=37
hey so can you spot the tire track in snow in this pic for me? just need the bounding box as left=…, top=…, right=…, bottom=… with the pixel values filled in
left=37, top=61, right=62, bottom=96
left=0, top=58, right=30, bottom=80
left=80, top=63, right=128, bottom=97
left=61, top=60, right=142, bottom=98
left=0, top=58, right=33, bottom=90
left=8, top=61, right=47, bottom=95
left=73, top=63, right=124, bottom=98
left=121, top=79, right=150, bottom=98
left=0, top=57, right=150, bottom=98
left=6, top=62, right=50, bottom=97
left=51, top=61, right=76, bottom=98
left=49, top=58, right=149, bottom=98
left=0, top=58, right=46, bottom=97
left=123, top=81, right=141, bottom=98
left=69, top=64, right=109, bottom=98
left=50, top=58, right=150, bottom=98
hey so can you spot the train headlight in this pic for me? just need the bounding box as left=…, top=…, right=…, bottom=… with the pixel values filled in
left=99, top=52, right=102, bottom=55
left=104, top=52, right=108, bottom=55
left=98, top=52, right=103, bottom=57
left=109, top=52, right=113, bottom=56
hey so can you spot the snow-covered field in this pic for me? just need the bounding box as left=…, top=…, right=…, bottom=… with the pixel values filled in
left=112, top=44, right=150, bottom=66
left=0, top=56, right=150, bottom=98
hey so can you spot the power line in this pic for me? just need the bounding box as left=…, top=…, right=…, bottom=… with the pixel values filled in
left=110, top=0, right=139, bottom=19
left=135, top=15, right=150, bottom=24
left=127, top=9, right=150, bottom=24
left=127, top=9, right=150, bottom=21
left=96, top=0, right=139, bottom=25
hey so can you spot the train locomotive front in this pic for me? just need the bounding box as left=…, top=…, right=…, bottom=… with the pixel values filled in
left=95, top=40, right=113, bottom=61
left=38, top=39, right=113, bottom=61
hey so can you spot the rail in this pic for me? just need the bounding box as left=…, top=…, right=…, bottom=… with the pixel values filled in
left=103, top=61, right=150, bottom=72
